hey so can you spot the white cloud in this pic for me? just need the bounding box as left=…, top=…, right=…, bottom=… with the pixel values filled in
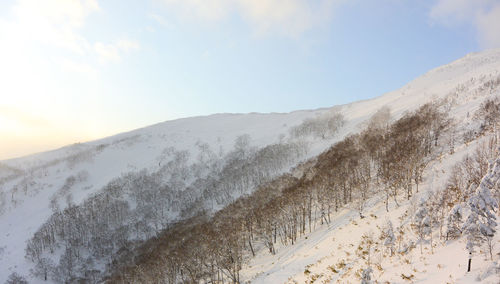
left=476, top=4, right=500, bottom=48
left=430, top=0, right=500, bottom=48
left=9, top=0, right=100, bottom=54
left=202, top=50, right=211, bottom=59
left=239, top=0, right=339, bottom=37
left=159, top=0, right=343, bottom=37
left=1, top=0, right=140, bottom=64
left=95, top=39, right=140, bottom=63
left=149, top=13, right=175, bottom=29
left=60, top=58, right=97, bottom=74
left=161, top=0, right=233, bottom=22
left=117, top=39, right=141, bottom=52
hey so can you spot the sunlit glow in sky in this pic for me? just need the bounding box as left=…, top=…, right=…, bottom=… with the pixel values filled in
left=1, top=0, right=499, bottom=160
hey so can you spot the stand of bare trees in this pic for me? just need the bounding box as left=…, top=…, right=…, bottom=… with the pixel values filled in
left=25, top=138, right=309, bottom=283
left=106, top=103, right=450, bottom=283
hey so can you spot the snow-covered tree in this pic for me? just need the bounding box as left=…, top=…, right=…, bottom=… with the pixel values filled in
left=289, top=111, right=345, bottom=139
left=462, top=211, right=481, bottom=254
left=412, top=202, right=431, bottom=254
left=445, top=204, right=464, bottom=240
left=360, top=267, right=373, bottom=284
left=463, top=161, right=499, bottom=259
left=5, top=272, right=28, bottom=284
left=31, top=257, right=55, bottom=281
left=382, top=220, right=395, bottom=256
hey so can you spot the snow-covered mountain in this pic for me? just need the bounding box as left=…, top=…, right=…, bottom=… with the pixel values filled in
left=1, top=48, right=500, bottom=283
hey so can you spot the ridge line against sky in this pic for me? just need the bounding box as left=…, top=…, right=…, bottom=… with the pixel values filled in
left=0, top=0, right=499, bottom=160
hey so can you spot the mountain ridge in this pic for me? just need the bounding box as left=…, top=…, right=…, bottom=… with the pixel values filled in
left=1, top=48, right=500, bottom=283
left=5, top=48, right=500, bottom=165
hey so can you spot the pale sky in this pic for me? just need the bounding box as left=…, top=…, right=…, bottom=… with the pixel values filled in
left=1, top=0, right=499, bottom=160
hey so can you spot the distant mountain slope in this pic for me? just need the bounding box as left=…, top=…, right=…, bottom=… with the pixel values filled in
left=1, top=48, right=500, bottom=282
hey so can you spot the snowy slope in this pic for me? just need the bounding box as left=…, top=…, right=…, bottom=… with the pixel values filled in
left=238, top=49, right=500, bottom=283
left=1, top=48, right=500, bottom=282
left=241, top=135, right=500, bottom=283
left=0, top=111, right=332, bottom=280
